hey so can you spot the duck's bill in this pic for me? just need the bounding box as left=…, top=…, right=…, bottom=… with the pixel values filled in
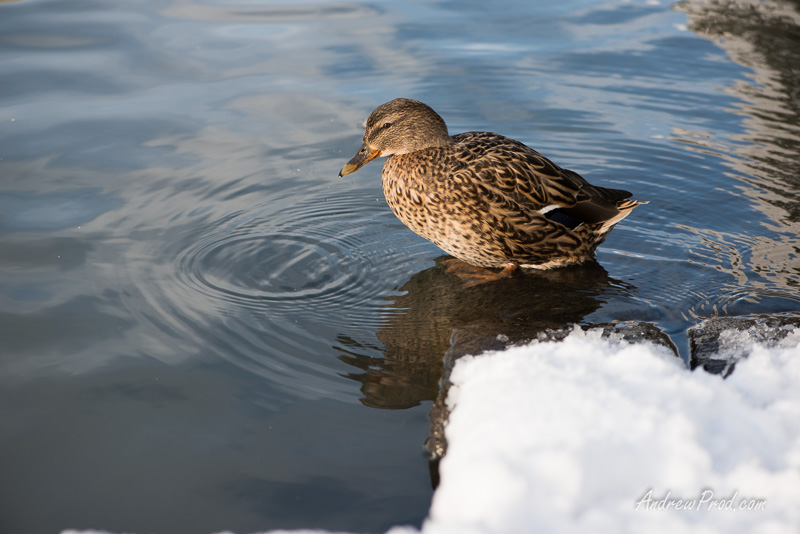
left=339, top=144, right=381, bottom=177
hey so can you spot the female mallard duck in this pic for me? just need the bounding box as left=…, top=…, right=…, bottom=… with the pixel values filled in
left=340, top=98, right=643, bottom=279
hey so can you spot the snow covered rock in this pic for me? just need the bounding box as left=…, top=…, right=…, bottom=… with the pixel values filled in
left=689, top=313, right=800, bottom=376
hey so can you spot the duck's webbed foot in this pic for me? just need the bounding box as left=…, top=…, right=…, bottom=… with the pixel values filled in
left=441, top=259, right=518, bottom=288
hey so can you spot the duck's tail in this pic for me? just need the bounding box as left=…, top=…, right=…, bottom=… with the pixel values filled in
left=598, top=199, right=647, bottom=234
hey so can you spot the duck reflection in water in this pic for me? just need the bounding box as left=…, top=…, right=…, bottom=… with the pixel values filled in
left=335, top=257, right=634, bottom=410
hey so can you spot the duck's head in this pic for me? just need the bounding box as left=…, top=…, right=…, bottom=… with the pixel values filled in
left=339, top=98, right=452, bottom=177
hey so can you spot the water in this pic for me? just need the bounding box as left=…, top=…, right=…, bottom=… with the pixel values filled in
left=1, top=0, right=799, bottom=532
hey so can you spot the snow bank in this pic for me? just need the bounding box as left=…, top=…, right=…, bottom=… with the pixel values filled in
left=422, top=327, right=800, bottom=534
left=63, top=327, right=800, bottom=534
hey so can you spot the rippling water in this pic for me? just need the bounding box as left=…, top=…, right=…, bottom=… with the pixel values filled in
left=1, top=0, right=799, bottom=532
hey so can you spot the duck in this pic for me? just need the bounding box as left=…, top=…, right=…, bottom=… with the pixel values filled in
left=339, top=98, right=643, bottom=281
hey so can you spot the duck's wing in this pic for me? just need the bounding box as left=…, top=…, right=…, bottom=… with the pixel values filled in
left=452, top=132, right=632, bottom=227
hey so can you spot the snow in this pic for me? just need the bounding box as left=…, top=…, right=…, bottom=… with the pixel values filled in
left=422, top=327, right=800, bottom=534
left=62, top=327, right=800, bottom=534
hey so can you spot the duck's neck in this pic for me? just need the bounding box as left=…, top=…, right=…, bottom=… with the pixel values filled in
left=391, top=135, right=455, bottom=156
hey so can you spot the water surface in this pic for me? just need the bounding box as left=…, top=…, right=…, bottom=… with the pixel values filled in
left=1, top=0, right=799, bottom=533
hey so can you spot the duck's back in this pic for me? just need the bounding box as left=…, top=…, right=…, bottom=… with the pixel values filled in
left=382, top=131, right=640, bottom=268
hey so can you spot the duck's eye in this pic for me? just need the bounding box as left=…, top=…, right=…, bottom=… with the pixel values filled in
left=382, top=122, right=393, bottom=129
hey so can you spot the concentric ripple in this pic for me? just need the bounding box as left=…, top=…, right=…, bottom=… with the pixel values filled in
left=180, top=230, right=369, bottom=309
left=172, top=190, right=431, bottom=321
left=173, top=191, right=425, bottom=323
left=121, top=186, right=435, bottom=400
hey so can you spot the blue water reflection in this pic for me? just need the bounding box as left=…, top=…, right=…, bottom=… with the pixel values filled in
left=0, top=190, right=120, bottom=232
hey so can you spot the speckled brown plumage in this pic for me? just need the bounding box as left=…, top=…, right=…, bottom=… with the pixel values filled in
left=340, top=98, right=644, bottom=269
